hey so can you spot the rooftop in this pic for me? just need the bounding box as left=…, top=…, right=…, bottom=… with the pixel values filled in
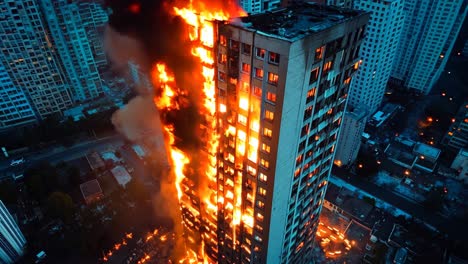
left=111, top=165, right=132, bottom=187
left=236, top=2, right=367, bottom=41
left=80, top=179, right=103, bottom=199
left=413, top=143, right=441, bottom=160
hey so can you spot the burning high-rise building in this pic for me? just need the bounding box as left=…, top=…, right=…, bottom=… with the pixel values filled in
left=109, top=1, right=368, bottom=263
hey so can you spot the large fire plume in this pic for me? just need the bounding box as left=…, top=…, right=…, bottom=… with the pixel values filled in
left=105, top=0, right=247, bottom=262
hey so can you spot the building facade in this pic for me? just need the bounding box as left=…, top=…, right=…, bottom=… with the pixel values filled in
left=40, top=0, right=104, bottom=102
left=0, top=0, right=73, bottom=119
left=0, top=64, right=36, bottom=130
left=442, top=102, right=468, bottom=152
left=334, top=107, right=367, bottom=166
left=391, top=0, right=467, bottom=94
left=175, top=3, right=369, bottom=264
left=0, top=200, right=26, bottom=264
left=345, top=0, right=404, bottom=115
left=239, top=0, right=281, bottom=14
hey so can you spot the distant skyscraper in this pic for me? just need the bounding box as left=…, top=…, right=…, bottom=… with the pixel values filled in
left=172, top=3, right=369, bottom=263
left=239, top=0, right=281, bottom=14
left=0, top=200, right=26, bottom=264
left=334, top=107, right=367, bottom=166
left=0, top=0, right=73, bottom=119
left=40, top=0, right=104, bottom=102
left=391, top=0, right=467, bottom=94
left=0, top=65, right=36, bottom=130
left=345, top=0, right=405, bottom=115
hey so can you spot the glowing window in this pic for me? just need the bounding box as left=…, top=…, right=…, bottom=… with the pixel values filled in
left=255, top=48, right=266, bottom=59
left=253, top=86, right=262, bottom=97
left=260, top=158, right=269, bottom=169
left=218, top=53, right=227, bottom=64
left=254, top=67, right=264, bottom=79
left=259, top=173, right=267, bottom=182
left=269, top=52, right=280, bottom=64
left=220, top=35, right=227, bottom=46
left=315, top=46, right=323, bottom=60
left=242, top=63, right=251, bottom=73
left=239, top=98, right=249, bottom=110
left=267, top=72, right=279, bottom=85
left=323, top=61, right=332, bottom=72
left=306, top=88, right=316, bottom=103
left=219, top=103, right=226, bottom=113
left=266, top=92, right=276, bottom=103
left=261, top=143, right=270, bottom=153
left=247, top=165, right=256, bottom=176
left=238, top=114, right=247, bottom=125
left=256, top=200, right=265, bottom=209
left=242, top=81, right=250, bottom=92
left=258, top=187, right=267, bottom=196
left=263, top=128, right=272, bottom=138
left=265, top=110, right=274, bottom=121
left=250, top=120, right=260, bottom=132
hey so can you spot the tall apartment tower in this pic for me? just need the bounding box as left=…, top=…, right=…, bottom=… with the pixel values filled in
left=391, top=0, right=467, bottom=94
left=0, top=201, right=26, bottom=264
left=346, top=0, right=404, bottom=115
left=40, top=0, right=104, bottom=102
left=334, top=107, right=367, bottom=166
left=0, top=64, right=36, bottom=130
left=0, top=0, right=73, bottom=119
left=176, top=4, right=368, bottom=264
left=239, top=0, right=281, bottom=14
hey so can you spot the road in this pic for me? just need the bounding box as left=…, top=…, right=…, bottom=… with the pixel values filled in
left=331, top=166, right=464, bottom=239
left=0, top=135, right=124, bottom=178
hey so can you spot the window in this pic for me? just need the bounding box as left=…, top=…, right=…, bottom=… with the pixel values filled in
left=238, top=114, right=247, bottom=125
left=306, top=88, right=316, bottom=103
left=219, top=71, right=226, bottom=82
left=254, top=68, right=264, bottom=79
left=258, top=187, right=267, bottom=196
left=247, top=165, right=257, bottom=176
left=255, top=48, right=266, bottom=59
left=241, top=81, right=250, bottom=92
left=239, top=98, right=248, bottom=110
left=265, top=110, right=274, bottom=121
left=263, top=128, right=272, bottom=138
left=218, top=53, right=227, bottom=64
left=242, top=43, right=251, bottom=55
left=253, top=86, right=262, bottom=97
left=256, top=200, right=265, bottom=209
left=323, top=61, right=332, bottom=72
left=261, top=143, right=270, bottom=153
left=220, top=35, right=227, bottom=46
left=315, top=46, right=323, bottom=60
left=269, top=52, right=280, bottom=64
left=259, top=173, right=267, bottom=182
left=309, top=67, right=319, bottom=84
left=242, top=63, right=251, bottom=73
left=260, top=158, right=269, bottom=169
left=266, top=92, right=276, bottom=103
left=267, top=72, right=278, bottom=85
left=230, top=39, right=239, bottom=51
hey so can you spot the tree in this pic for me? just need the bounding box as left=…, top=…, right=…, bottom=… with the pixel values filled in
left=46, top=192, right=75, bottom=223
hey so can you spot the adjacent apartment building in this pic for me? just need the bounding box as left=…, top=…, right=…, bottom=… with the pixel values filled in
left=334, top=107, right=367, bottom=167
left=391, top=0, right=467, bottom=94
left=239, top=0, right=281, bottom=14
left=0, top=201, right=26, bottom=264
left=177, top=3, right=369, bottom=263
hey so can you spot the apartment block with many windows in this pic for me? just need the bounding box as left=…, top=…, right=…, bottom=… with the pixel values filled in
left=201, top=4, right=369, bottom=263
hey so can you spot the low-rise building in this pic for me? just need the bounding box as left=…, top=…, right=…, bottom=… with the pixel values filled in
left=80, top=179, right=104, bottom=205
left=86, top=152, right=106, bottom=171
left=110, top=166, right=132, bottom=187
left=450, top=148, right=468, bottom=183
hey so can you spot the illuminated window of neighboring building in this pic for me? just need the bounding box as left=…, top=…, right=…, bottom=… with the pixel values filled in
left=238, top=114, right=247, bottom=125
left=247, top=165, right=257, bottom=176
left=269, top=52, right=280, bottom=64
left=260, top=158, right=269, bottom=169
left=315, top=46, right=323, bottom=60
left=253, top=86, right=262, bottom=97
left=309, top=67, right=319, bottom=84
left=218, top=53, right=227, bottom=64
left=242, top=43, right=251, bottom=55
left=219, top=71, right=226, bottom=82
left=258, top=187, right=267, bottom=196
left=242, top=62, right=251, bottom=73
left=263, top=128, right=272, bottom=138
left=255, top=225, right=263, bottom=233
left=255, top=67, right=264, bottom=79
left=266, top=91, right=276, bottom=103
left=259, top=173, right=267, bottom=182
left=265, top=110, right=274, bottom=121
left=323, top=61, right=332, bottom=73
left=267, top=72, right=278, bottom=85
left=255, top=48, right=266, bottom=59
left=256, top=213, right=264, bottom=223
left=261, top=143, right=270, bottom=153
left=220, top=35, right=227, bottom=46
left=306, top=87, right=316, bottom=103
